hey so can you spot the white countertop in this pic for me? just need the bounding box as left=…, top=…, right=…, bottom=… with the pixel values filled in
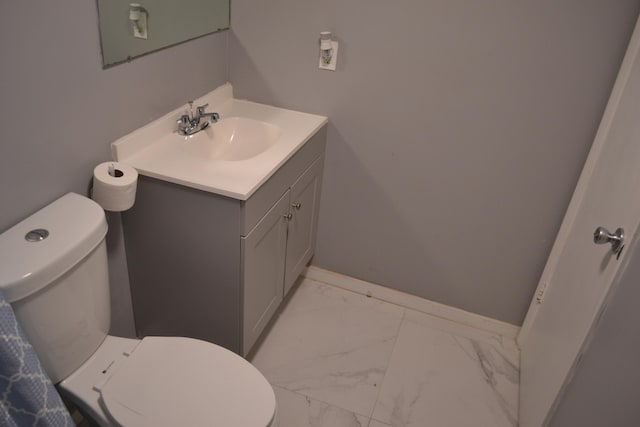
left=112, top=83, right=327, bottom=200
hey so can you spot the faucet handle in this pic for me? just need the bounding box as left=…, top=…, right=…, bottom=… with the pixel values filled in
left=196, top=103, right=209, bottom=115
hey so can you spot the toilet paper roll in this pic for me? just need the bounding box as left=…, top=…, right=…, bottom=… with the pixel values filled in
left=92, top=162, right=138, bottom=212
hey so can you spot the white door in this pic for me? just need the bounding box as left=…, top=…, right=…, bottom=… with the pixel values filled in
left=518, top=15, right=640, bottom=427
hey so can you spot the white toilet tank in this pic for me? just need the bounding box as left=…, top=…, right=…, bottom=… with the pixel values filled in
left=0, top=192, right=111, bottom=383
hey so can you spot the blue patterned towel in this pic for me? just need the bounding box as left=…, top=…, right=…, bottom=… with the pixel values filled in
left=0, top=289, right=74, bottom=426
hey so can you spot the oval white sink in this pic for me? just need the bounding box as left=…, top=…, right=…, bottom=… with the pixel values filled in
left=182, top=117, right=281, bottom=161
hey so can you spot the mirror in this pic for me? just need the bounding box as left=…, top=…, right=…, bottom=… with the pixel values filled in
left=97, top=0, right=229, bottom=67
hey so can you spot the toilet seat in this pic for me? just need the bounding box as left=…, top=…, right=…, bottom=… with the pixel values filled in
left=93, top=336, right=276, bottom=427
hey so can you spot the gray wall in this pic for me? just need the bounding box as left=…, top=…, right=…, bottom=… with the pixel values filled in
left=230, top=0, right=640, bottom=324
left=0, top=1, right=228, bottom=336
left=547, top=237, right=640, bottom=426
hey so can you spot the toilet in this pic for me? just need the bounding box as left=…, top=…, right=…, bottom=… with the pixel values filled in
left=0, top=192, right=278, bottom=427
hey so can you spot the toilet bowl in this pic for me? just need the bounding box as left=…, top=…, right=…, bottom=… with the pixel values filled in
left=0, top=193, right=278, bottom=426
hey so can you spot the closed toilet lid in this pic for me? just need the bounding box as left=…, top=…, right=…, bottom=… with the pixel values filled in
left=98, top=337, right=276, bottom=427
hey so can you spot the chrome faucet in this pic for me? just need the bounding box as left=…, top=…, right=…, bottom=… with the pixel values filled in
left=177, top=101, right=220, bottom=136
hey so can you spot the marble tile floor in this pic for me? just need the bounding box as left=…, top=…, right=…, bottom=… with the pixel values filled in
left=250, top=278, right=519, bottom=427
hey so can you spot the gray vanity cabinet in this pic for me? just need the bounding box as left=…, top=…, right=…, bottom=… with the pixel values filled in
left=122, top=126, right=326, bottom=357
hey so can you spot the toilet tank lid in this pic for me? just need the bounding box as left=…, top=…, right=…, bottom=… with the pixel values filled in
left=0, top=193, right=107, bottom=303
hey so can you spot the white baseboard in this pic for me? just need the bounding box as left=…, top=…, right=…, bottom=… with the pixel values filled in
left=303, top=265, right=520, bottom=340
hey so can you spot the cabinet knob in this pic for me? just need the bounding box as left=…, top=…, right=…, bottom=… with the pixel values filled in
left=292, top=202, right=302, bottom=210
left=283, top=212, right=293, bottom=221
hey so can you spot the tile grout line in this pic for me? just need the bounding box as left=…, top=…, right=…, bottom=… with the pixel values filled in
left=273, top=383, right=376, bottom=422
left=367, top=306, right=407, bottom=426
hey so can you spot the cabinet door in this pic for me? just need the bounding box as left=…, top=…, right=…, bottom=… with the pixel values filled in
left=242, top=190, right=290, bottom=355
left=284, top=157, right=324, bottom=295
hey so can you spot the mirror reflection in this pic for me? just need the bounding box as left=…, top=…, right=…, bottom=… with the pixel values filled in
left=97, top=0, right=229, bottom=67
